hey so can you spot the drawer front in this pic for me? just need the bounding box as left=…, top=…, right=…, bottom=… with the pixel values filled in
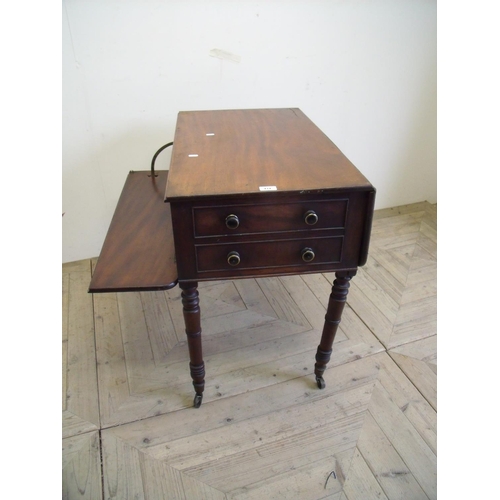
left=195, top=236, right=343, bottom=273
left=193, top=199, right=348, bottom=237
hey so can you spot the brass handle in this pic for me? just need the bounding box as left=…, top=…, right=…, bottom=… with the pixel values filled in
left=304, top=210, right=318, bottom=225
left=301, top=248, right=315, bottom=262
left=227, top=251, right=241, bottom=266
left=225, top=214, right=239, bottom=229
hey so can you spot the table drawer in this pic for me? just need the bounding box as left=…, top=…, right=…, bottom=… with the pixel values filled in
left=193, top=199, right=348, bottom=237
left=195, top=236, right=343, bottom=273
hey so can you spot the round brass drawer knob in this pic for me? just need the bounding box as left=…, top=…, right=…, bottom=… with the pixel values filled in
left=225, top=214, right=240, bottom=229
left=304, top=210, right=319, bottom=225
left=227, top=251, right=241, bottom=266
left=301, top=248, right=315, bottom=262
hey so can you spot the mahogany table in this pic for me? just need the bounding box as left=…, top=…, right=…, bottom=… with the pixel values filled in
left=89, top=108, right=375, bottom=408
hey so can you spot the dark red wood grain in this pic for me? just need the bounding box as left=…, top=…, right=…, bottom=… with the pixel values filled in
left=165, top=108, right=373, bottom=200
left=88, top=170, right=178, bottom=293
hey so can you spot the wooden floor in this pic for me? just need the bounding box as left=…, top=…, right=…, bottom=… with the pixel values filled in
left=62, top=201, right=437, bottom=500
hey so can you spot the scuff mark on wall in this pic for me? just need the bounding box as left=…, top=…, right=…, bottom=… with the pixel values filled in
left=209, top=48, right=241, bottom=63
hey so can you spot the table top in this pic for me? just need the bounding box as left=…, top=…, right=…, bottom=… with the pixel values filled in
left=165, top=108, right=373, bottom=201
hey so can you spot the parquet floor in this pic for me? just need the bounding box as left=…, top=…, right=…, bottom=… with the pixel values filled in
left=62, top=201, right=437, bottom=500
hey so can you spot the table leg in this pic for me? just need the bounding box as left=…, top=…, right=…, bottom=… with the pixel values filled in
left=180, top=281, right=205, bottom=408
left=314, top=270, right=356, bottom=389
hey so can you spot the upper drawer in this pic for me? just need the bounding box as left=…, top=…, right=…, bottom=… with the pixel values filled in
left=192, top=198, right=348, bottom=237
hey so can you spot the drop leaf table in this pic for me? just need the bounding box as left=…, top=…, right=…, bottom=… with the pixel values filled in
left=89, top=108, right=375, bottom=408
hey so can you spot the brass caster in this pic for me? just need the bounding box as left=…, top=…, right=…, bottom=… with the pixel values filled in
left=193, top=394, right=203, bottom=408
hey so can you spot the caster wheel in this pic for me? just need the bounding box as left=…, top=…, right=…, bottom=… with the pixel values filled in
left=193, top=394, right=203, bottom=408
left=316, top=377, right=326, bottom=389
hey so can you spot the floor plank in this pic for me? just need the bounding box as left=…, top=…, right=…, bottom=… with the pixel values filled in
left=346, top=201, right=437, bottom=350
left=100, top=356, right=382, bottom=499
left=357, top=412, right=428, bottom=499
left=368, top=382, right=437, bottom=498
left=343, top=448, right=389, bottom=500
left=62, top=431, right=102, bottom=500
left=389, top=337, right=437, bottom=411
left=257, top=276, right=312, bottom=328
left=62, top=262, right=100, bottom=438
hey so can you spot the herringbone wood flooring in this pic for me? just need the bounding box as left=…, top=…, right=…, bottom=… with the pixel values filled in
left=62, top=201, right=437, bottom=500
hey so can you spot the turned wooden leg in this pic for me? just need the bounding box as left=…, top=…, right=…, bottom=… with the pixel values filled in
left=314, top=270, right=356, bottom=389
left=180, top=281, right=205, bottom=408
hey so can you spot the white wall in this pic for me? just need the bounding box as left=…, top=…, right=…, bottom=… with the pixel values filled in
left=62, top=0, right=436, bottom=263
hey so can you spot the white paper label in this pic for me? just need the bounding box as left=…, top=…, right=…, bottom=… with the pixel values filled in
left=259, top=186, right=277, bottom=191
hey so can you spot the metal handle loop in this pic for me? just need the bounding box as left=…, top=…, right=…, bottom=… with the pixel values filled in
left=151, top=142, right=174, bottom=177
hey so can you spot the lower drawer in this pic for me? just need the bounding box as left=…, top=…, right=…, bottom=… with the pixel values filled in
left=195, top=236, right=343, bottom=273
